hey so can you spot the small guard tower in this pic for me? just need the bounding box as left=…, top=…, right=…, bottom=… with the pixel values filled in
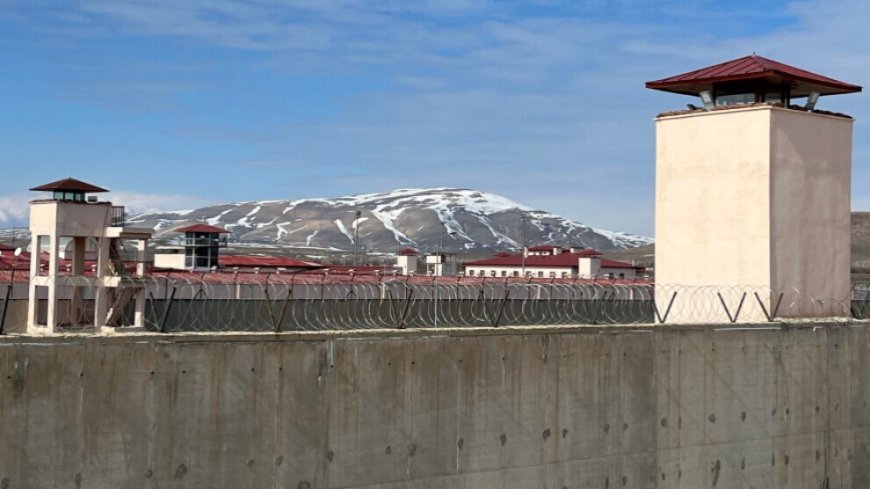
left=177, top=224, right=228, bottom=270
left=647, top=55, right=861, bottom=322
left=27, top=178, right=153, bottom=334
left=396, top=248, right=418, bottom=275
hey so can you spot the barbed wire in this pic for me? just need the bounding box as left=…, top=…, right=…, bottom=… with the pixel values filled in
left=654, top=284, right=864, bottom=323
left=140, top=276, right=655, bottom=332
left=2, top=272, right=869, bottom=334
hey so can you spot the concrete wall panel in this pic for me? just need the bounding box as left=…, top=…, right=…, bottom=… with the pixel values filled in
left=0, top=323, right=869, bottom=488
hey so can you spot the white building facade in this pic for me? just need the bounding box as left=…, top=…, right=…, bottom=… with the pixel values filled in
left=464, top=246, right=642, bottom=279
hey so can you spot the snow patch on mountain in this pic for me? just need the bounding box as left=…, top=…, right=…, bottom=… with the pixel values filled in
left=334, top=219, right=354, bottom=244
left=370, top=204, right=414, bottom=245
left=306, top=230, right=319, bottom=246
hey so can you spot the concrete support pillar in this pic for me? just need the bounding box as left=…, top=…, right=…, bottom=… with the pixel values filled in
left=26, top=234, right=41, bottom=333
left=94, top=237, right=110, bottom=332
left=136, top=238, right=147, bottom=276
left=46, top=233, right=59, bottom=332
left=72, top=237, right=85, bottom=275
left=134, top=291, right=146, bottom=328
left=70, top=237, right=86, bottom=327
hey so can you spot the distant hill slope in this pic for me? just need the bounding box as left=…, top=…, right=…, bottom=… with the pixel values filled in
left=128, top=188, right=652, bottom=253
left=605, top=213, right=870, bottom=273
left=853, top=212, right=870, bottom=269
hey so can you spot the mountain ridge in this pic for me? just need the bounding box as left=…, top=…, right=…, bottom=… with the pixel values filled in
left=128, top=188, right=652, bottom=253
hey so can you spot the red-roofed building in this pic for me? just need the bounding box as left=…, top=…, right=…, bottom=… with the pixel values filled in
left=311, top=264, right=400, bottom=276
left=155, top=223, right=230, bottom=270
left=464, top=246, right=643, bottom=279
left=525, top=245, right=602, bottom=257
left=0, top=244, right=29, bottom=271
left=175, top=224, right=230, bottom=234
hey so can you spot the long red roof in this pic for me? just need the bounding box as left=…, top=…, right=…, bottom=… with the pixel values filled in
left=176, top=224, right=229, bottom=234
left=646, top=55, right=861, bottom=97
left=465, top=251, right=638, bottom=270
left=218, top=255, right=321, bottom=269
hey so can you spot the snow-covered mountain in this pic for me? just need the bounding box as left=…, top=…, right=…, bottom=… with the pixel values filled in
left=129, top=188, right=652, bottom=253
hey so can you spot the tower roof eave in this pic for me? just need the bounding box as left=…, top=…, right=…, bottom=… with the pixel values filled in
left=646, top=55, right=862, bottom=98
left=30, top=177, right=109, bottom=193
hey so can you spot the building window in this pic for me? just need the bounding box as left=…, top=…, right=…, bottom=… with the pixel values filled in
left=537, top=271, right=543, bottom=278
left=53, top=190, right=84, bottom=202
left=501, top=270, right=507, bottom=277
left=619, top=273, right=625, bottom=279
left=716, top=92, right=754, bottom=106
left=561, top=272, right=568, bottom=278
left=512, top=271, right=519, bottom=277
left=549, top=272, right=556, bottom=278
left=490, top=270, right=496, bottom=277
left=467, top=270, right=474, bottom=276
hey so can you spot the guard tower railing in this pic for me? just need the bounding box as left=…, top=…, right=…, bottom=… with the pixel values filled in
left=182, top=237, right=227, bottom=247
left=111, top=206, right=126, bottom=227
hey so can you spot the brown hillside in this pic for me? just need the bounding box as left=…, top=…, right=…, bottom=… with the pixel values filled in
left=605, top=213, right=870, bottom=275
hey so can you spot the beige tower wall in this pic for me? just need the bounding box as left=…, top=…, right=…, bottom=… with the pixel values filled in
left=656, top=107, right=772, bottom=323
left=577, top=256, right=600, bottom=279
left=396, top=255, right=417, bottom=275
left=655, top=105, right=853, bottom=322
left=29, top=201, right=112, bottom=237
left=769, top=109, right=853, bottom=316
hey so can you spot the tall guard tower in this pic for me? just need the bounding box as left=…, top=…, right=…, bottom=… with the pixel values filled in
left=647, top=55, right=861, bottom=322
left=27, top=178, right=153, bottom=334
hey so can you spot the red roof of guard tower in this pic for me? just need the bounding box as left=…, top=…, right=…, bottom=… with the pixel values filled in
left=175, top=224, right=229, bottom=234
left=30, top=177, right=109, bottom=193
left=646, top=54, right=862, bottom=97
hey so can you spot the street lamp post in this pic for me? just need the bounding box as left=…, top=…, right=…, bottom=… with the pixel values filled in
left=434, top=227, right=456, bottom=328
left=0, top=249, right=21, bottom=335
left=352, top=210, right=361, bottom=266
left=520, top=212, right=527, bottom=277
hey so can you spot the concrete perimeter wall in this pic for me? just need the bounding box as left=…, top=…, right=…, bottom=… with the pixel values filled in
left=1, top=323, right=869, bottom=488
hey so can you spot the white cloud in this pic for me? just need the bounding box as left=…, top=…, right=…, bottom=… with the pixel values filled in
left=105, top=191, right=213, bottom=216
left=0, top=195, right=32, bottom=227
left=6, top=0, right=870, bottom=237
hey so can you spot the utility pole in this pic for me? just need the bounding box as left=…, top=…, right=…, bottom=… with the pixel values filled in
left=520, top=212, right=527, bottom=277
left=352, top=210, right=361, bottom=266
left=434, top=227, right=456, bottom=328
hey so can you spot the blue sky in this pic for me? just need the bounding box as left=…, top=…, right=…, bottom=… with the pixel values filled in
left=1, top=0, right=868, bottom=236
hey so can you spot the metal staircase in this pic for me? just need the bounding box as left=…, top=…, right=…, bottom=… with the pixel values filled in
left=108, top=239, right=129, bottom=276
left=104, top=238, right=142, bottom=326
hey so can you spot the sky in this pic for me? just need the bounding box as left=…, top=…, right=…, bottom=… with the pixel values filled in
left=1, top=0, right=868, bottom=236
